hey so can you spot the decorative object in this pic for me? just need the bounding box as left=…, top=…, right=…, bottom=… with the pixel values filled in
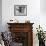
left=8, top=19, right=19, bottom=23
left=25, top=20, right=30, bottom=23
left=14, top=5, right=27, bottom=16
left=36, top=25, right=45, bottom=46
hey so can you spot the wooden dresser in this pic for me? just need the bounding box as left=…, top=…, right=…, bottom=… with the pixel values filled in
left=7, top=23, right=34, bottom=46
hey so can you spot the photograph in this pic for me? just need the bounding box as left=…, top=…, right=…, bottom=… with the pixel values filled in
left=14, top=5, right=27, bottom=16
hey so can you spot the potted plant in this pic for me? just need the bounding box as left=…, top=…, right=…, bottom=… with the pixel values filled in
left=36, top=25, right=45, bottom=46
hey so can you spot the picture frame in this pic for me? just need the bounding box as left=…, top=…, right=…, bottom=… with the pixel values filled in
left=14, top=5, right=27, bottom=16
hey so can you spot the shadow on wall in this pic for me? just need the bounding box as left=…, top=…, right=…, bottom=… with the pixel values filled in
left=0, top=0, right=2, bottom=32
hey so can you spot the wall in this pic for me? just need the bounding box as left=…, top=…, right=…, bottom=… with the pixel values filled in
left=40, top=0, right=46, bottom=14
left=0, top=0, right=2, bottom=32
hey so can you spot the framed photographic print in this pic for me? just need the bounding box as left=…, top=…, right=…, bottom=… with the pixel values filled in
left=14, top=5, right=27, bottom=16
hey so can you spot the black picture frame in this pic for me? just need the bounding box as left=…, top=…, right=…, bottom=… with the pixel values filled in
left=14, top=5, right=27, bottom=16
